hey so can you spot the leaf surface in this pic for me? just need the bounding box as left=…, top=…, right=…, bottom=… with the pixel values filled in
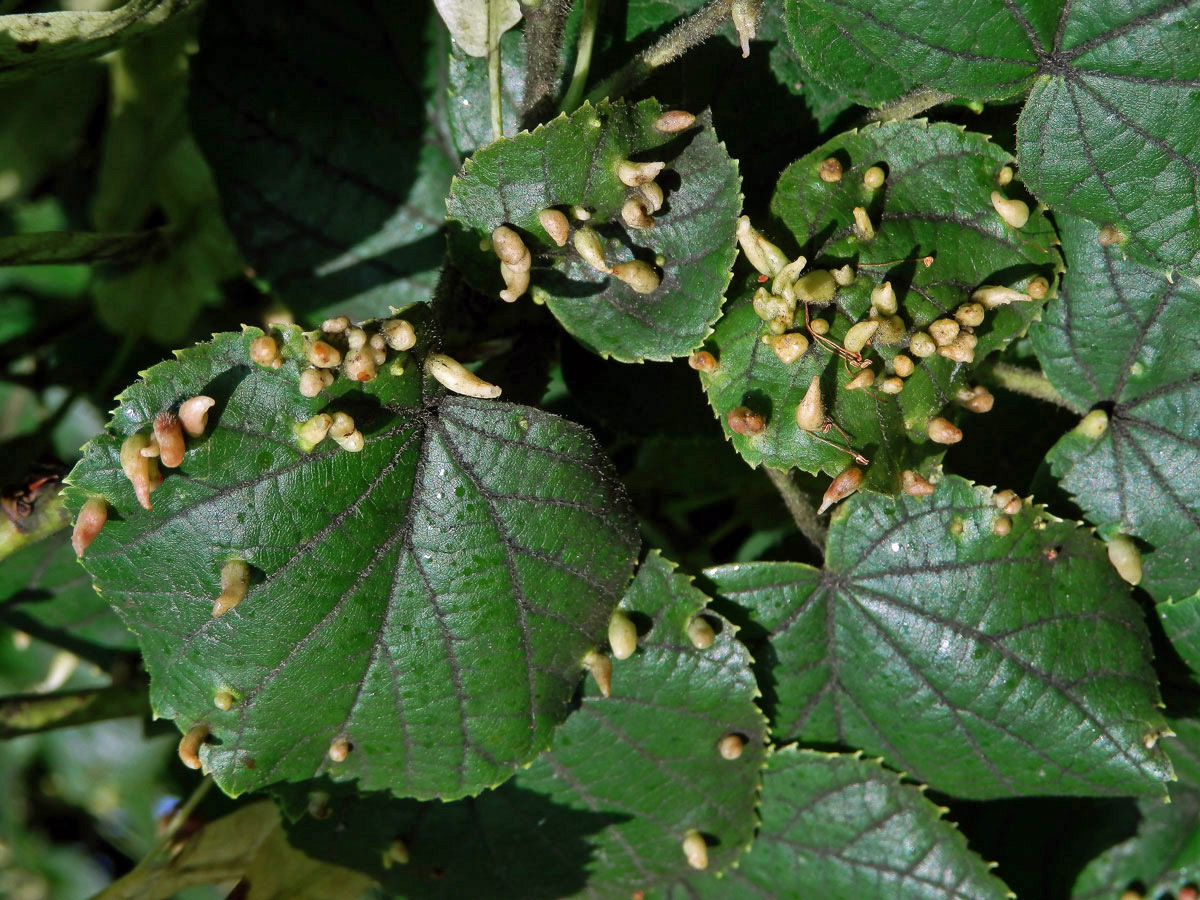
left=1160, top=591, right=1200, bottom=679
left=784, top=0, right=1200, bottom=273
left=277, top=551, right=766, bottom=897
left=704, top=120, right=1057, bottom=488
left=64, top=320, right=639, bottom=800
left=0, top=229, right=166, bottom=267
left=668, top=748, right=1013, bottom=900
left=446, top=99, right=741, bottom=361
left=189, top=0, right=456, bottom=322
left=1033, top=212, right=1200, bottom=604
left=705, top=474, right=1171, bottom=799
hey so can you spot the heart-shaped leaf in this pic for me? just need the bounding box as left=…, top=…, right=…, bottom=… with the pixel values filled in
left=275, top=551, right=766, bottom=896
left=784, top=0, right=1200, bottom=275
left=445, top=98, right=741, bottom=361
left=189, top=0, right=456, bottom=322
left=702, top=120, right=1058, bottom=488
left=1033, top=212, right=1200, bottom=604
left=669, top=747, right=1013, bottom=900
left=64, top=318, right=639, bottom=800
left=705, top=473, right=1171, bottom=799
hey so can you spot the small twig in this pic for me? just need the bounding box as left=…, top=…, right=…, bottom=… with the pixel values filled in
left=866, top=86, right=955, bottom=123
left=983, top=362, right=1083, bottom=414
left=559, top=0, right=601, bottom=114
left=0, top=681, right=148, bottom=739
left=765, top=467, right=827, bottom=554
left=520, top=0, right=571, bottom=127
left=587, top=0, right=733, bottom=103
left=487, top=0, right=504, bottom=141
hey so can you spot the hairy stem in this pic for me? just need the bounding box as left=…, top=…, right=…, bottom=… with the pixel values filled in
left=984, top=362, right=1082, bottom=413
left=0, top=681, right=148, bottom=739
left=587, top=0, right=733, bottom=103
left=765, top=467, right=827, bottom=554
left=867, top=86, right=955, bottom=123
left=559, top=0, right=601, bottom=114
left=488, top=0, right=504, bottom=141
left=520, top=0, right=571, bottom=127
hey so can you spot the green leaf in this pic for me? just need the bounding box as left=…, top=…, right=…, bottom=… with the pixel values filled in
left=783, top=0, right=1200, bottom=274
left=783, top=0, right=914, bottom=107
left=1034, top=213, right=1200, bottom=604
left=64, top=319, right=639, bottom=800
left=445, top=98, right=741, bottom=362
left=1160, top=591, right=1200, bottom=680
left=0, top=229, right=167, bottom=267
left=446, top=26, right=527, bottom=156
left=278, top=551, right=766, bottom=896
left=704, top=120, right=1057, bottom=488
left=670, top=748, right=1013, bottom=900
left=0, top=0, right=197, bottom=84
left=189, top=0, right=456, bottom=323
left=1069, top=718, right=1200, bottom=899
left=0, top=531, right=137, bottom=655
left=705, top=473, right=1171, bottom=799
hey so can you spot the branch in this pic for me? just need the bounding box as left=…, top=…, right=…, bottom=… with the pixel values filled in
left=0, top=681, right=148, bottom=739
left=586, top=0, right=733, bottom=103
left=983, top=362, right=1083, bottom=414
left=765, top=467, right=827, bottom=555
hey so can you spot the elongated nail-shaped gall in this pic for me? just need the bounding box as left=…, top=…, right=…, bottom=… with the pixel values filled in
left=817, top=466, right=862, bottom=514
left=609, top=610, right=637, bottom=660
left=72, top=497, right=108, bottom=557
left=213, top=559, right=250, bottom=618
left=425, top=353, right=502, bottom=399
left=179, top=396, right=215, bottom=437
left=179, top=724, right=208, bottom=770
left=583, top=649, right=612, bottom=697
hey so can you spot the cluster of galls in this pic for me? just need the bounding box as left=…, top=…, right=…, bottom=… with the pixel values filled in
left=483, top=110, right=697, bottom=305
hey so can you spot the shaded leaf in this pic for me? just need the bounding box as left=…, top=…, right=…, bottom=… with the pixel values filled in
left=785, top=0, right=1200, bottom=274
left=0, top=229, right=167, bottom=267
left=669, top=748, right=1012, bottom=900
left=705, top=473, right=1171, bottom=799
left=0, top=0, right=197, bottom=84
left=190, top=0, right=456, bottom=322
left=1158, top=591, right=1200, bottom=681
left=446, top=98, right=741, bottom=362
left=447, top=26, right=527, bottom=156
left=278, top=551, right=766, bottom=898
left=65, top=319, right=639, bottom=800
left=96, top=800, right=374, bottom=900
left=703, top=120, right=1057, bottom=488
left=1033, top=212, right=1200, bottom=604
left=0, top=531, right=137, bottom=655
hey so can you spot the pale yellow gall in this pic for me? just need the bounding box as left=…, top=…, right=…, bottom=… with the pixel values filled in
left=178, top=724, right=208, bottom=770
left=843, top=320, right=879, bottom=355
left=537, top=209, right=570, bottom=247
left=727, top=406, right=765, bottom=436
left=583, top=649, right=613, bottom=697
left=863, top=165, right=886, bottom=190
left=956, top=385, right=994, bottom=413
left=832, top=264, right=856, bottom=286
left=928, top=318, right=960, bottom=346
left=736, top=217, right=789, bottom=278
left=214, top=690, right=235, bottom=711
left=818, top=157, right=843, bottom=182
left=1107, top=534, right=1143, bottom=585
left=879, top=375, right=904, bottom=394
left=845, top=368, right=875, bottom=391
left=818, top=465, right=862, bottom=514
left=425, top=353, right=502, bottom=399
left=213, top=558, right=250, bottom=618
left=892, top=354, right=914, bottom=378
left=870, top=281, right=897, bottom=315
left=616, top=159, right=665, bottom=187
left=901, top=470, right=935, bottom=496
left=250, top=335, right=281, bottom=368
left=328, top=738, right=352, bottom=762
left=717, top=733, right=745, bottom=760
left=771, top=333, right=809, bottom=364
left=909, top=332, right=937, bottom=358
left=382, top=838, right=410, bottom=869
left=682, top=830, right=708, bottom=870
left=120, top=433, right=159, bottom=510
left=1027, top=276, right=1050, bottom=300
left=611, top=260, right=661, bottom=294
left=852, top=206, right=875, bottom=241
left=179, top=396, right=215, bottom=437
left=1076, top=409, right=1108, bottom=439
left=608, top=610, right=638, bottom=660
left=153, top=412, right=186, bottom=468
left=573, top=226, right=610, bottom=273
left=689, top=351, right=718, bottom=372
left=621, top=196, right=655, bottom=230
left=927, top=417, right=962, bottom=445
left=654, top=110, right=696, bottom=133
left=971, top=285, right=1034, bottom=309
left=343, top=348, right=378, bottom=383
left=954, top=303, right=985, bottom=328
left=1098, top=224, right=1126, bottom=246
left=687, top=616, right=716, bottom=649
left=793, top=269, right=837, bottom=305
left=996, top=166, right=1013, bottom=186
left=809, top=317, right=830, bottom=335
left=299, top=367, right=327, bottom=398
left=308, top=340, right=342, bottom=368
left=71, top=497, right=108, bottom=557
left=382, top=319, right=416, bottom=351
left=990, top=190, right=1030, bottom=229
left=321, top=316, right=350, bottom=334
left=796, top=375, right=825, bottom=431
left=993, top=516, right=1012, bottom=536
left=491, top=225, right=529, bottom=267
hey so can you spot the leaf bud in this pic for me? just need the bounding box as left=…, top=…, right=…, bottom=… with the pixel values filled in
left=909, top=332, right=936, bottom=358
left=1107, top=534, right=1142, bottom=585
left=213, top=558, right=250, bottom=618
left=727, top=406, right=765, bottom=435
left=688, top=350, right=718, bottom=372
left=611, top=260, right=661, bottom=294
left=990, top=190, right=1030, bottom=228
left=178, top=724, right=208, bottom=770
left=870, top=280, right=897, bottom=315
left=971, top=285, right=1033, bottom=308
left=654, top=110, right=696, bottom=133
left=687, top=616, right=716, bottom=649
left=796, top=375, right=825, bottom=431
left=583, top=649, right=612, bottom=697
left=736, top=216, right=789, bottom=278
left=425, top=353, right=503, bottom=399
left=71, top=496, right=108, bottom=557
left=616, top=159, right=665, bottom=187
left=573, top=226, right=610, bottom=273
left=608, top=610, right=638, bottom=660
left=682, top=830, right=708, bottom=870
left=817, top=465, right=862, bottom=514
left=179, top=396, right=216, bottom=437
left=954, top=302, right=985, bottom=327
left=537, top=209, right=570, bottom=247
left=926, top=417, right=962, bottom=444
left=818, top=156, right=843, bottom=182
left=843, top=320, right=879, bottom=354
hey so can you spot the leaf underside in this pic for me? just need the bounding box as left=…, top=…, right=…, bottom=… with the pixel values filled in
left=706, top=474, right=1171, bottom=800
left=65, top=322, right=639, bottom=800
left=1033, top=212, right=1200, bottom=605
